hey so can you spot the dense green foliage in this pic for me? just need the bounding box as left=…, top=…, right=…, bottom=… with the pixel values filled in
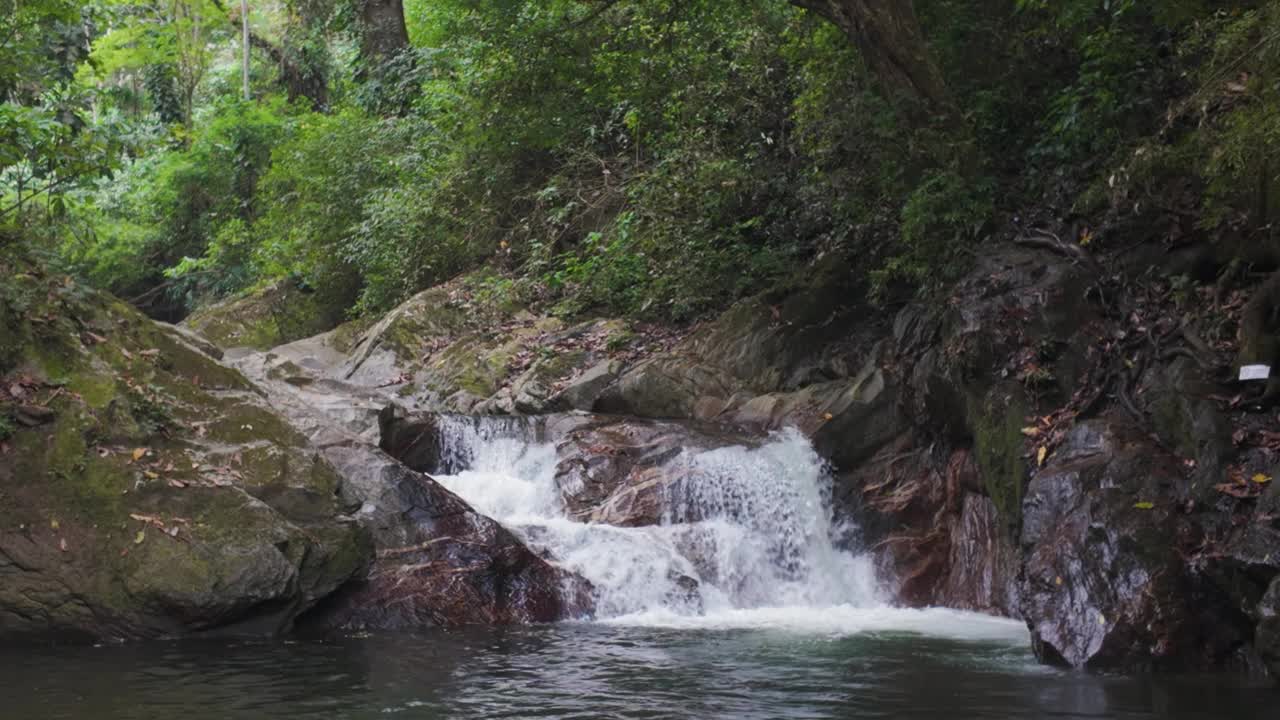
left=4, top=0, right=1280, bottom=324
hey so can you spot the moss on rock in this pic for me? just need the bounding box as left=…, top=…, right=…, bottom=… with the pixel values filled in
left=0, top=246, right=369, bottom=642
left=182, top=278, right=352, bottom=351
left=966, top=389, right=1030, bottom=533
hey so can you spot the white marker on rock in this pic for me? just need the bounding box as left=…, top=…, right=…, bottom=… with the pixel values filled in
left=1239, top=364, right=1272, bottom=381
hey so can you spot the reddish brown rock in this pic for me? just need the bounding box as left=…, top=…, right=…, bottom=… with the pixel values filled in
left=303, top=465, right=591, bottom=629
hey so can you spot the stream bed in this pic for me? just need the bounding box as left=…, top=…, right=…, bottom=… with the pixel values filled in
left=8, top=338, right=1265, bottom=719
left=5, top=410, right=1270, bottom=719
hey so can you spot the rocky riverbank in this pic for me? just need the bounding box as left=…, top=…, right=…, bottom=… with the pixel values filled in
left=0, top=250, right=587, bottom=641
left=4, top=240, right=1278, bottom=681
left=205, top=240, right=1279, bottom=676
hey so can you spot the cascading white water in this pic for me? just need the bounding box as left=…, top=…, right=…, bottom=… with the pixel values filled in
left=432, top=416, right=1028, bottom=642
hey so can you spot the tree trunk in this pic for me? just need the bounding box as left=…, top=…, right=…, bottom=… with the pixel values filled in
left=790, top=0, right=954, bottom=126
left=356, top=0, right=410, bottom=65
left=282, top=56, right=329, bottom=111
left=211, top=0, right=329, bottom=110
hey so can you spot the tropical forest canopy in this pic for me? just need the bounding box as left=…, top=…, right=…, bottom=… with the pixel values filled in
left=3, top=0, right=1280, bottom=323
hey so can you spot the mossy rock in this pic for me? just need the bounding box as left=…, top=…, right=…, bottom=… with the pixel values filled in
left=423, top=335, right=521, bottom=399
left=182, top=278, right=352, bottom=352
left=338, top=274, right=503, bottom=389
left=0, top=247, right=369, bottom=641
left=966, top=387, right=1031, bottom=534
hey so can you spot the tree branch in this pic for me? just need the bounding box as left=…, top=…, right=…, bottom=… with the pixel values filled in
left=570, top=0, right=626, bottom=29
left=0, top=174, right=75, bottom=219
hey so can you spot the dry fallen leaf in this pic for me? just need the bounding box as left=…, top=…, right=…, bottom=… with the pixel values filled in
left=129, top=513, right=163, bottom=526
left=1036, top=446, right=1047, bottom=467
left=1215, top=482, right=1255, bottom=499
left=1252, top=473, right=1272, bottom=485
left=59, top=538, right=68, bottom=552
left=131, top=447, right=147, bottom=462
left=134, top=530, right=146, bottom=545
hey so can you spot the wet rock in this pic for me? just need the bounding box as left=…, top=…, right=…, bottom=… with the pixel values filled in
left=378, top=404, right=444, bottom=473
left=1258, top=577, right=1280, bottom=677
left=1019, top=420, right=1245, bottom=670
left=380, top=408, right=760, bottom=528
left=940, top=494, right=1022, bottom=616
left=845, top=444, right=979, bottom=610
left=225, top=367, right=595, bottom=630
left=301, top=458, right=592, bottom=630
left=554, top=416, right=760, bottom=526
left=149, top=236, right=1280, bottom=676
left=1199, top=518, right=1280, bottom=652
left=663, top=572, right=704, bottom=613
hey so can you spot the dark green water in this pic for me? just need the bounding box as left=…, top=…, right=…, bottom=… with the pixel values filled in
left=0, top=624, right=1273, bottom=719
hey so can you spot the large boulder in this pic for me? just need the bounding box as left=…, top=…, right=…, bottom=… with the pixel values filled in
left=0, top=253, right=369, bottom=641
left=299, top=456, right=591, bottom=630
left=1018, top=420, right=1247, bottom=670
left=228, top=352, right=594, bottom=630
left=181, top=277, right=353, bottom=352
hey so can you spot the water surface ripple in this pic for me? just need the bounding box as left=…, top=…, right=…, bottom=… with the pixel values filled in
left=2, top=626, right=1271, bottom=719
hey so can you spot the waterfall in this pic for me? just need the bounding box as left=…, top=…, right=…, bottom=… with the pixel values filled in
left=430, top=416, right=887, bottom=623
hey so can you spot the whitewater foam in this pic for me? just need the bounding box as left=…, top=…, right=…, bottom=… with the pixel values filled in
left=431, top=416, right=1028, bottom=643
left=602, top=606, right=1028, bottom=643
